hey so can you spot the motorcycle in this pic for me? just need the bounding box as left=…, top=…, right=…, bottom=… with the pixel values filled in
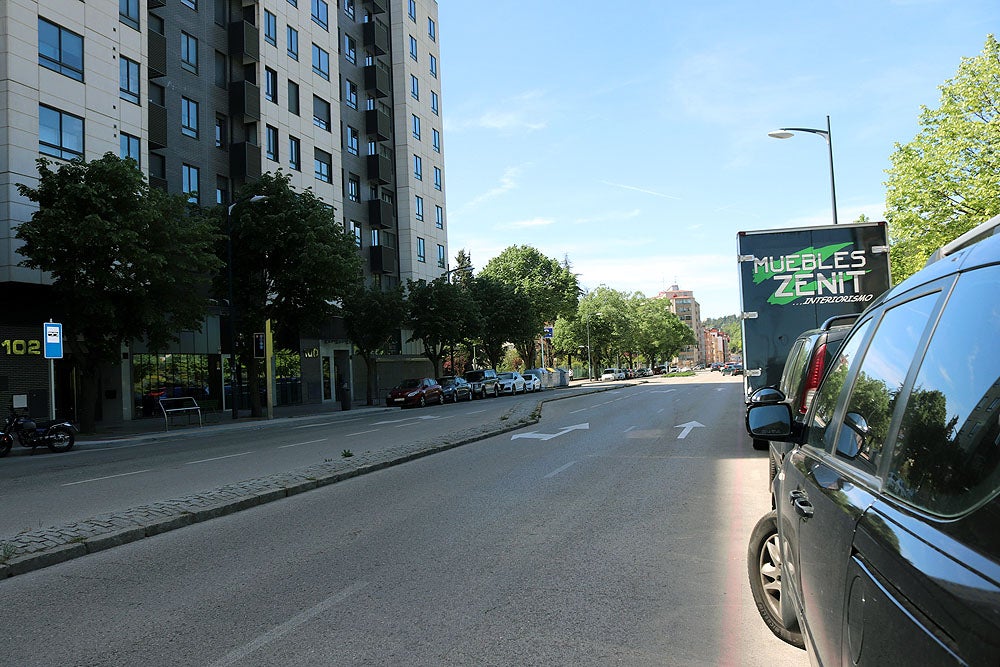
left=0, top=408, right=76, bottom=456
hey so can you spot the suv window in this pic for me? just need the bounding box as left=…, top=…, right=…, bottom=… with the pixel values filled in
left=887, top=266, right=1000, bottom=516
left=806, top=319, right=873, bottom=453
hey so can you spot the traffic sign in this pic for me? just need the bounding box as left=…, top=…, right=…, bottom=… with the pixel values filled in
left=543, top=326, right=553, bottom=339
left=253, top=332, right=266, bottom=358
left=44, top=322, right=63, bottom=359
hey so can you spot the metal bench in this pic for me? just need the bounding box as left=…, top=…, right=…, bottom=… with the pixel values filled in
left=158, top=396, right=202, bottom=431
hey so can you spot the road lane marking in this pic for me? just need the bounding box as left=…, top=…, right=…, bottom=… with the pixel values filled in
left=624, top=426, right=636, bottom=433
left=345, top=429, right=378, bottom=437
left=468, top=409, right=488, bottom=414
left=512, top=423, right=589, bottom=441
left=185, top=452, right=252, bottom=465
left=61, top=469, right=153, bottom=486
left=675, top=421, right=705, bottom=439
left=292, top=418, right=362, bottom=429
left=544, top=461, right=577, bottom=478
left=278, top=438, right=327, bottom=449
left=208, top=581, right=369, bottom=667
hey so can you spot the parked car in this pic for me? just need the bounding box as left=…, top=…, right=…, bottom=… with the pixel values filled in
left=600, top=368, right=621, bottom=381
left=497, top=371, right=526, bottom=395
left=521, top=371, right=541, bottom=393
left=386, top=378, right=443, bottom=408
left=437, top=376, right=472, bottom=403
left=745, top=214, right=1000, bottom=663
left=463, top=369, right=500, bottom=399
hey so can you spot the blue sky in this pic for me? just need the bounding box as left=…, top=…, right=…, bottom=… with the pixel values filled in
left=435, top=1, right=999, bottom=319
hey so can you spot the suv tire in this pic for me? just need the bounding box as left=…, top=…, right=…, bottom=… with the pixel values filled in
left=748, top=511, right=804, bottom=649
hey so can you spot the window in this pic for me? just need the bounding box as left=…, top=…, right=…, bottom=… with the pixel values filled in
left=119, top=56, right=140, bottom=104
left=288, top=0, right=297, bottom=6
left=120, top=132, right=140, bottom=166
left=433, top=166, right=442, bottom=190
left=413, top=155, right=422, bottom=180
left=431, top=91, right=439, bottom=114
left=182, top=164, right=200, bottom=204
left=312, top=95, right=330, bottom=130
left=314, top=148, right=332, bottom=182
left=312, top=44, right=329, bottom=79
left=344, top=0, right=355, bottom=19
left=181, top=97, right=199, bottom=137
left=288, top=81, right=300, bottom=115
left=287, top=26, right=299, bottom=60
left=265, top=67, right=278, bottom=102
left=344, top=35, right=356, bottom=64
left=437, top=244, right=445, bottom=268
left=38, top=18, right=84, bottom=81
left=289, top=136, right=301, bottom=171
left=435, top=205, right=443, bottom=229
left=432, top=128, right=440, bottom=152
left=417, top=237, right=426, bottom=262
left=350, top=220, right=362, bottom=247
left=410, top=75, right=419, bottom=100
left=428, top=17, right=436, bottom=41
left=412, top=114, right=421, bottom=139
left=180, top=32, right=198, bottom=73
left=119, top=0, right=140, bottom=29
left=181, top=0, right=197, bottom=9
left=345, top=79, right=358, bottom=108
left=346, top=125, right=359, bottom=155
left=311, top=0, right=328, bottom=30
left=348, top=174, right=360, bottom=201
left=415, top=195, right=424, bottom=220
left=215, top=115, right=226, bottom=148
left=214, top=51, right=227, bottom=88
left=266, top=125, right=279, bottom=161
left=214, top=0, right=227, bottom=25
left=216, top=175, right=229, bottom=205
left=409, top=35, right=418, bottom=60
left=264, top=10, right=277, bottom=45
left=429, top=54, right=437, bottom=78
left=408, top=0, right=416, bottom=20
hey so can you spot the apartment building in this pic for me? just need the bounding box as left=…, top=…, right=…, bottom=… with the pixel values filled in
left=656, top=284, right=705, bottom=367
left=0, top=0, right=446, bottom=423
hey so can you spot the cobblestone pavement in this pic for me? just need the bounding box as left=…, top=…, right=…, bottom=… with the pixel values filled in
left=0, top=382, right=616, bottom=579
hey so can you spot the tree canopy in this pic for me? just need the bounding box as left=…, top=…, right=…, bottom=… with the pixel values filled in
left=343, top=283, right=406, bottom=404
left=405, top=277, right=479, bottom=377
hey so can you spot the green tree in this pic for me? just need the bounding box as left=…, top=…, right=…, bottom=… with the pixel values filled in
left=343, top=284, right=406, bottom=405
left=468, top=275, right=532, bottom=370
left=635, top=297, right=695, bottom=367
left=406, top=277, right=479, bottom=377
left=219, top=172, right=362, bottom=416
left=16, top=154, right=220, bottom=432
left=885, top=34, right=1000, bottom=281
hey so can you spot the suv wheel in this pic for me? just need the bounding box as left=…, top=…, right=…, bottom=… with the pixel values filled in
left=748, top=511, right=804, bottom=649
left=493, top=385, right=500, bottom=398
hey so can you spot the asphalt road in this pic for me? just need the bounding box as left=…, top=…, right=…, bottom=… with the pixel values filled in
left=0, top=374, right=806, bottom=666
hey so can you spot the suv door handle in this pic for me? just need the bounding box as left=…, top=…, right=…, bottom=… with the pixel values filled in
left=789, top=489, right=814, bottom=519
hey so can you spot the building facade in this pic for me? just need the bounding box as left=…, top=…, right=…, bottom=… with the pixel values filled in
left=703, top=327, right=730, bottom=367
left=0, top=0, right=446, bottom=423
left=656, top=284, right=705, bottom=368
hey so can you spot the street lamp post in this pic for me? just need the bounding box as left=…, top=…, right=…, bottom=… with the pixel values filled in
left=226, top=194, right=268, bottom=419
left=768, top=115, right=839, bottom=225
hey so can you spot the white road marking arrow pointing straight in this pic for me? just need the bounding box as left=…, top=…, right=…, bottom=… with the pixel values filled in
left=512, top=423, right=589, bottom=441
left=675, top=421, right=705, bottom=439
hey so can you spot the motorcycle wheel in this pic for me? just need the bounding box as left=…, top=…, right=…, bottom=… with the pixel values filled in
left=0, top=435, right=11, bottom=458
left=47, top=426, right=75, bottom=453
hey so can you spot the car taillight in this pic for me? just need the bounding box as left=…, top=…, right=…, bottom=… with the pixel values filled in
left=799, top=343, right=828, bottom=415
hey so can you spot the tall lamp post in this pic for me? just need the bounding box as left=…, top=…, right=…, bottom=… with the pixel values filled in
left=768, top=115, right=839, bottom=225
left=586, top=312, right=602, bottom=381
left=226, top=194, right=268, bottom=419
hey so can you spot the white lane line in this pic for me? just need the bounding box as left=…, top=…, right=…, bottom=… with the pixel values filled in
left=345, top=429, right=378, bottom=437
left=207, top=581, right=369, bottom=667
left=570, top=406, right=590, bottom=414
left=292, top=418, right=362, bottom=429
left=278, top=438, right=327, bottom=449
left=61, top=469, right=153, bottom=487
left=468, top=409, right=488, bottom=414
left=657, top=408, right=665, bottom=414
left=624, top=426, right=636, bottom=433
left=185, top=452, right=252, bottom=465
left=545, top=461, right=577, bottom=478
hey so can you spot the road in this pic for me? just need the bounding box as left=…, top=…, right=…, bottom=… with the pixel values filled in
left=0, top=374, right=806, bottom=666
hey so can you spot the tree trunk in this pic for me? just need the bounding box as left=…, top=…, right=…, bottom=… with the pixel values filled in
left=247, top=356, right=262, bottom=417
left=360, top=351, right=375, bottom=405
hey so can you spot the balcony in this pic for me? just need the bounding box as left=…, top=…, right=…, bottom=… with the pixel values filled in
left=363, top=0, right=387, bottom=14
left=368, top=199, right=395, bottom=230
left=147, top=31, right=166, bottom=78
left=363, top=63, right=390, bottom=98
left=148, top=174, right=168, bottom=191
left=230, top=142, right=262, bottom=180
left=366, top=153, right=392, bottom=184
left=148, top=0, right=165, bottom=7
left=229, top=80, right=260, bottom=120
left=228, top=20, right=260, bottom=64
left=147, top=102, right=167, bottom=149
left=363, top=20, right=389, bottom=56
left=369, top=245, right=396, bottom=274
left=365, top=108, right=391, bottom=141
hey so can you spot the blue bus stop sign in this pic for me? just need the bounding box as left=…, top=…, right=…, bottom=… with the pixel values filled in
left=44, top=323, right=63, bottom=359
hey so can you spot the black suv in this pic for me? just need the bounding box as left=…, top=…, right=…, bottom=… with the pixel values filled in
left=463, top=369, right=500, bottom=399
left=746, top=215, right=1000, bottom=664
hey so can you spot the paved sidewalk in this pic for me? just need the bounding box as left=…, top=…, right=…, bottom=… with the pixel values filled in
left=0, top=381, right=615, bottom=579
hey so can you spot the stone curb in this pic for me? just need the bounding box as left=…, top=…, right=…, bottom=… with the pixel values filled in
left=0, top=384, right=620, bottom=579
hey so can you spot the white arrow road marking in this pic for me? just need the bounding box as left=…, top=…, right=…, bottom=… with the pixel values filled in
left=675, top=421, right=705, bottom=439
left=511, top=423, right=589, bottom=441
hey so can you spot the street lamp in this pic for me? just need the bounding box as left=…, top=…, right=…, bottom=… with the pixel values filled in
left=586, top=312, right=602, bottom=381
left=768, top=115, right=839, bottom=225
left=226, top=194, right=268, bottom=419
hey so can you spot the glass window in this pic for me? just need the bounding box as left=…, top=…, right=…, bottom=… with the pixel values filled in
left=312, top=95, right=330, bottom=130
left=428, top=17, right=436, bottom=41
left=38, top=18, right=84, bottom=81
left=408, top=0, right=416, bottom=20
left=287, top=26, right=299, bottom=60
left=417, top=237, right=426, bottom=262
left=409, top=35, right=417, bottom=60
left=264, top=10, right=277, bottom=45
left=180, top=32, right=198, bottom=73
left=288, top=81, right=300, bottom=115
left=312, top=44, right=330, bottom=80
left=350, top=220, right=362, bottom=247
left=119, top=0, right=140, bottom=30
left=182, top=164, right=199, bottom=203
left=181, top=97, right=199, bottom=137
left=311, top=0, right=329, bottom=30
left=435, top=205, right=443, bottom=229
left=119, top=132, right=140, bottom=166
left=119, top=56, right=140, bottom=105
left=265, top=67, right=278, bottom=102
left=266, top=125, right=278, bottom=161
left=181, top=0, right=196, bottom=9
left=214, top=50, right=227, bottom=88
left=344, top=0, right=355, bottom=19
left=410, top=75, right=419, bottom=100
left=413, top=155, right=422, bottom=180
left=289, top=136, right=301, bottom=171
left=39, top=105, right=83, bottom=160
left=344, top=35, right=356, bottom=64
left=412, top=114, right=421, bottom=139
left=216, top=175, right=229, bottom=205
left=348, top=174, right=360, bottom=201
left=433, top=166, right=442, bottom=191
left=431, top=91, right=439, bottom=114
left=346, top=125, right=359, bottom=155
left=806, top=320, right=873, bottom=452
left=415, top=195, right=424, bottom=220
left=215, top=115, right=226, bottom=148
left=887, top=267, right=1000, bottom=516
left=314, top=148, right=332, bottom=182
left=429, top=54, right=437, bottom=78
left=432, top=128, right=440, bottom=152
left=437, top=244, right=445, bottom=268
left=345, top=80, right=358, bottom=108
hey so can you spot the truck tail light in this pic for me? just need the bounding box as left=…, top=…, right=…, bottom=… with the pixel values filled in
left=799, top=343, right=828, bottom=415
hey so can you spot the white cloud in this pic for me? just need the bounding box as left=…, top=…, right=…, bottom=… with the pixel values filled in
left=457, top=166, right=522, bottom=213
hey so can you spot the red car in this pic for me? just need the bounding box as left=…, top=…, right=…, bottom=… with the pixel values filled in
left=386, top=378, right=443, bottom=408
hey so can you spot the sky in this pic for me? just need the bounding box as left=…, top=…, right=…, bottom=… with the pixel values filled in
left=434, top=1, right=999, bottom=319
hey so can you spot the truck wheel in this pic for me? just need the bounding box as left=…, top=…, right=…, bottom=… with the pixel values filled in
left=748, top=511, right=805, bottom=649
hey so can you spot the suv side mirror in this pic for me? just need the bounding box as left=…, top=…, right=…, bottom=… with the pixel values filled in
left=746, top=403, right=794, bottom=438
left=836, top=412, right=870, bottom=459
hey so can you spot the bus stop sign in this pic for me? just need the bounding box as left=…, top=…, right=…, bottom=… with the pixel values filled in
left=44, top=322, right=63, bottom=359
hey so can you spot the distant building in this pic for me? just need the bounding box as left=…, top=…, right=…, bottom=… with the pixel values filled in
left=703, top=328, right=730, bottom=366
left=656, top=284, right=705, bottom=367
